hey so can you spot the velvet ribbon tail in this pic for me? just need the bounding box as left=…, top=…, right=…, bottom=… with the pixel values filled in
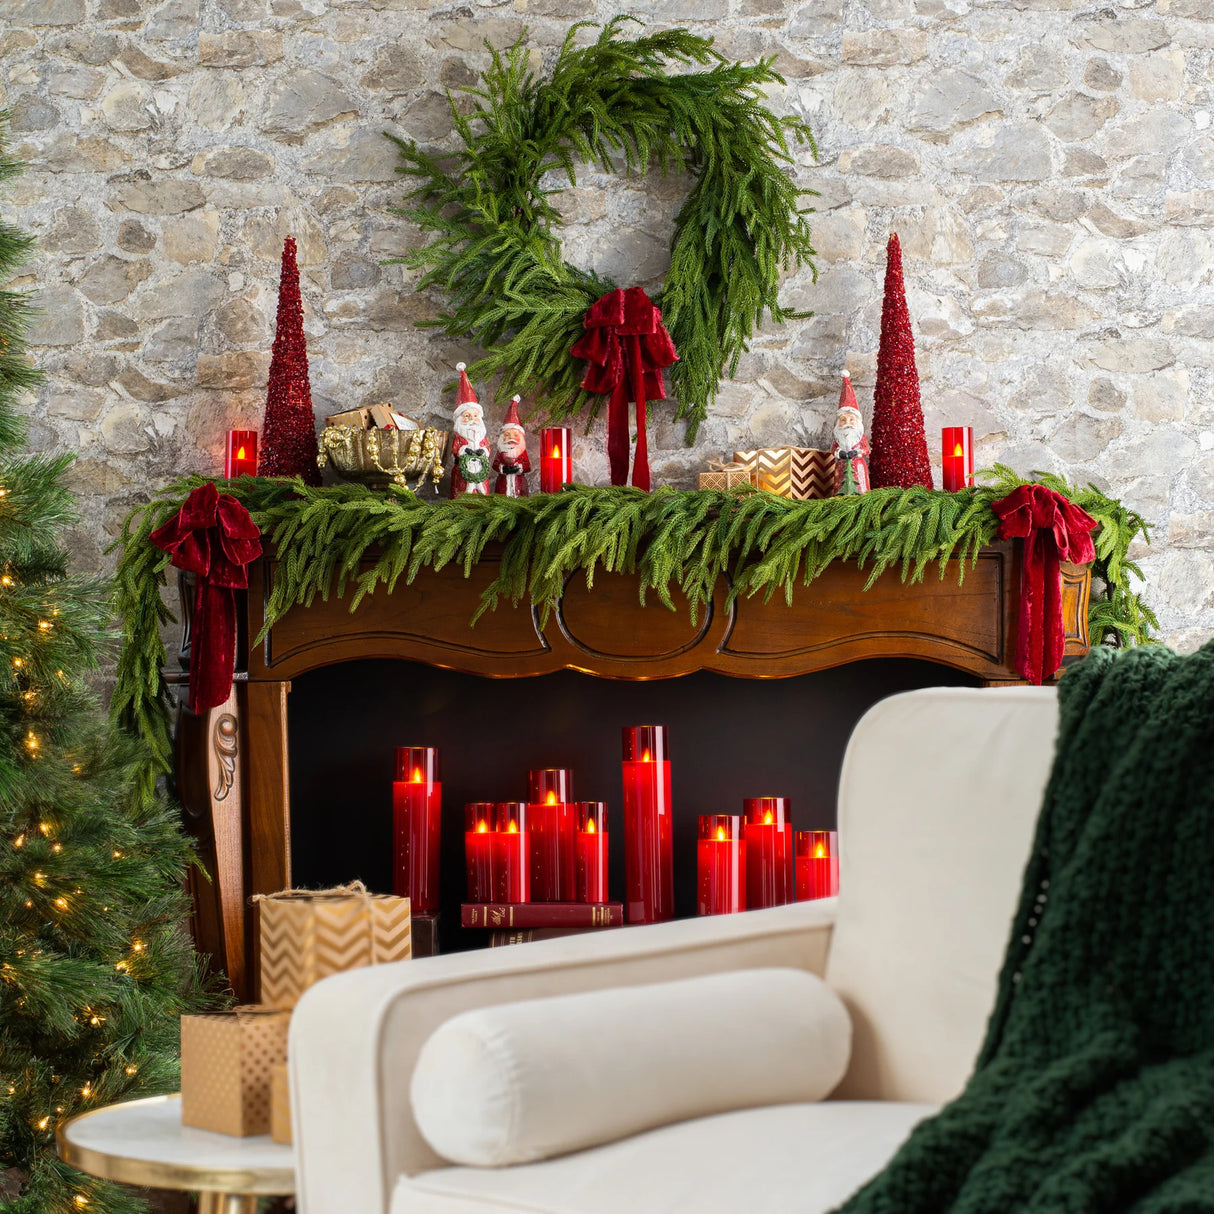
left=189, top=579, right=237, bottom=716
left=628, top=333, right=650, bottom=492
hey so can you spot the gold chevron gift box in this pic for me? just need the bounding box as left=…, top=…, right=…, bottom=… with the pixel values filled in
left=733, top=447, right=834, bottom=500
left=255, top=883, right=412, bottom=1010
left=180, top=1006, right=290, bottom=1136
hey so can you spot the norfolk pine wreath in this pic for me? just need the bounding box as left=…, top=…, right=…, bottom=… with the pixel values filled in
left=387, top=17, right=819, bottom=442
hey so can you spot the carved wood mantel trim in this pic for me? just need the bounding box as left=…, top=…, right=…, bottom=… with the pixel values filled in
left=177, top=542, right=1091, bottom=999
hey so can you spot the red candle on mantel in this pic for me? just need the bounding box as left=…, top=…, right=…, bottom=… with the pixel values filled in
left=494, top=802, right=530, bottom=903
left=621, top=725, right=674, bottom=924
left=539, top=427, right=572, bottom=493
left=224, top=429, right=258, bottom=478
left=528, top=768, right=575, bottom=902
left=392, top=747, right=441, bottom=913
left=941, top=426, right=973, bottom=492
left=575, top=802, right=609, bottom=904
left=464, top=803, right=496, bottom=903
left=744, top=797, right=794, bottom=910
left=697, top=814, right=745, bottom=916
left=796, top=830, right=839, bottom=901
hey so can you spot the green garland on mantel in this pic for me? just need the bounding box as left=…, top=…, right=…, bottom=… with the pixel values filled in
left=111, top=468, right=1154, bottom=795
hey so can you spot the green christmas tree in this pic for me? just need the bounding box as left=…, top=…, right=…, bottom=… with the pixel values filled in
left=0, top=123, right=207, bottom=1212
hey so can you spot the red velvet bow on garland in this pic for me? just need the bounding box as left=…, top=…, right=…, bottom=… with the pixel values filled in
left=991, top=483, right=1097, bottom=685
left=571, top=287, right=678, bottom=491
left=150, top=482, right=262, bottom=714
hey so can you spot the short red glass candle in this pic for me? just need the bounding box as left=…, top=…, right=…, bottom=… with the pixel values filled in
left=224, top=429, right=258, bottom=478
left=621, top=725, right=674, bottom=924
left=796, top=830, right=839, bottom=901
left=539, top=427, right=572, bottom=493
left=575, top=802, right=609, bottom=904
left=744, top=797, right=794, bottom=909
left=528, top=768, right=575, bottom=902
left=941, top=426, right=973, bottom=492
left=392, top=747, right=441, bottom=913
left=697, top=814, right=746, bottom=916
left=494, top=802, right=530, bottom=903
left=464, top=803, right=496, bottom=902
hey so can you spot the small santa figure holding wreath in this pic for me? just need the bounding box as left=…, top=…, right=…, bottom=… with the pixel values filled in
left=493, top=395, right=531, bottom=497
left=449, top=363, right=493, bottom=498
left=832, top=370, right=871, bottom=496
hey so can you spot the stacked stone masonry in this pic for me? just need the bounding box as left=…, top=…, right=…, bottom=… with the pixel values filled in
left=3, top=0, right=1213, bottom=649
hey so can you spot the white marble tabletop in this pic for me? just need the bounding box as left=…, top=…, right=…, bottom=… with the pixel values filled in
left=57, top=1094, right=295, bottom=1194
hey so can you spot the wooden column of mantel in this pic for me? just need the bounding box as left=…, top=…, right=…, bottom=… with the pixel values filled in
left=175, top=541, right=1091, bottom=1000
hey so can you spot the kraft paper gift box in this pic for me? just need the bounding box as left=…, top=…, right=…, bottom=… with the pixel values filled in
left=733, top=447, right=834, bottom=499
left=180, top=1006, right=290, bottom=1137
left=697, top=461, right=755, bottom=491
left=270, top=1062, right=292, bottom=1146
left=255, top=883, right=412, bottom=1010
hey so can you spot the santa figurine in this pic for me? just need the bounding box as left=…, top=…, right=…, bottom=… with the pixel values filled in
left=832, top=371, right=871, bottom=496
left=449, top=362, right=492, bottom=498
left=493, top=395, right=531, bottom=497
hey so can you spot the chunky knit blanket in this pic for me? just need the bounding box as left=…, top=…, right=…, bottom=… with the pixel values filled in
left=837, top=641, right=1214, bottom=1212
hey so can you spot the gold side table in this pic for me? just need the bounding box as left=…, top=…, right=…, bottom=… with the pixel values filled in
left=57, top=1093, right=294, bottom=1214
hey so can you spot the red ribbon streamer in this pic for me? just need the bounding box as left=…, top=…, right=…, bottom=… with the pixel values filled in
left=571, top=287, right=678, bottom=491
left=151, top=482, right=262, bottom=714
left=991, top=484, right=1097, bottom=685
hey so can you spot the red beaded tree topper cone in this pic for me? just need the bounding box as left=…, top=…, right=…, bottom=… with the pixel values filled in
left=868, top=233, right=932, bottom=490
left=260, top=236, right=321, bottom=485
left=392, top=747, right=441, bottom=913
left=621, top=726, right=674, bottom=924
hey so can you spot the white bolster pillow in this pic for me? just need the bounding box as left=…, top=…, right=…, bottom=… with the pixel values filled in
left=410, top=966, right=851, bottom=1167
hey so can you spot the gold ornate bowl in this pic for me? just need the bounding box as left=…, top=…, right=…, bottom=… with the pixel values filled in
left=317, top=423, right=449, bottom=493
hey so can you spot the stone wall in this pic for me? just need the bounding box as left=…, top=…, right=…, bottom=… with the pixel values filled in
left=2, top=0, right=1212, bottom=649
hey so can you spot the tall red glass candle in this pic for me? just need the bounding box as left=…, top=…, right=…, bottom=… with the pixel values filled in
left=392, top=747, right=441, bottom=913
left=796, top=830, right=839, bottom=901
left=744, top=797, right=793, bottom=909
left=464, top=803, right=496, bottom=902
left=225, top=429, right=258, bottom=478
left=621, top=725, right=674, bottom=924
left=494, top=802, right=530, bottom=903
left=528, top=768, right=575, bottom=901
left=575, top=802, right=609, bottom=903
left=697, top=814, right=746, bottom=916
left=539, top=427, right=572, bottom=493
left=941, top=426, right=973, bottom=492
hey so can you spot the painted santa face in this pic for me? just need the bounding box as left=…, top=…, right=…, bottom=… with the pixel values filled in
left=498, top=424, right=526, bottom=456
left=455, top=405, right=487, bottom=446
left=834, top=407, right=864, bottom=452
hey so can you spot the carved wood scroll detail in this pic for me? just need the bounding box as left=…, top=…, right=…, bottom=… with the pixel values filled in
left=212, top=712, right=239, bottom=802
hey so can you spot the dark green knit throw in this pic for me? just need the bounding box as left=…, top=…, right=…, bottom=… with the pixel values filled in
left=836, top=641, right=1214, bottom=1213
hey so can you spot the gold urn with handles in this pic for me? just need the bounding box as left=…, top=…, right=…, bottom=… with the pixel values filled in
left=317, top=411, right=448, bottom=493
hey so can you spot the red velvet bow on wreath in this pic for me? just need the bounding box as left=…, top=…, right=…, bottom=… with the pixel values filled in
left=571, top=287, right=678, bottom=492
left=991, top=483, right=1097, bottom=686
left=150, top=482, right=262, bottom=714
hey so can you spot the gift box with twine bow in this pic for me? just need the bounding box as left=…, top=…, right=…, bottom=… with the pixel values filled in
left=698, top=459, right=756, bottom=491
left=255, top=882, right=412, bottom=1010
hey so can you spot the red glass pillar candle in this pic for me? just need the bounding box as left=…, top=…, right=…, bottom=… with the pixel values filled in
left=941, top=426, right=973, bottom=492
left=528, top=768, right=575, bottom=901
left=575, top=802, right=609, bottom=904
left=796, top=830, right=839, bottom=901
left=697, top=815, right=746, bottom=916
left=392, top=747, right=441, bottom=913
left=621, top=725, right=674, bottom=924
left=494, top=802, right=530, bottom=903
left=743, top=797, right=794, bottom=909
left=464, top=803, right=496, bottom=902
left=539, top=427, right=572, bottom=493
left=224, top=429, right=258, bottom=478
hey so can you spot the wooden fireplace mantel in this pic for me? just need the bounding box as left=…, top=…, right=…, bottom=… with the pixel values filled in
left=176, top=542, right=1091, bottom=999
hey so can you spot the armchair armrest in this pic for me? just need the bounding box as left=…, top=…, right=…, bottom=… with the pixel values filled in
left=290, top=899, right=836, bottom=1214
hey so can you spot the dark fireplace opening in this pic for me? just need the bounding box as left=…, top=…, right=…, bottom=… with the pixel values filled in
left=288, top=657, right=978, bottom=952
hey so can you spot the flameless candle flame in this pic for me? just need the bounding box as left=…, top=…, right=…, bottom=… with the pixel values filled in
left=716, top=826, right=727, bottom=843
left=546, top=790, right=558, bottom=805
left=412, top=767, right=423, bottom=783
left=586, top=817, right=596, bottom=834
left=237, top=444, right=247, bottom=460
left=953, top=442, right=964, bottom=458
left=476, top=820, right=488, bottom=833
left=764, top=810, right=774, bottom=826
left=815, top=843, right=825, bottom=858
left=642, top=749, right=651, bottom=762
left=507, top=820, right=519, bottom=833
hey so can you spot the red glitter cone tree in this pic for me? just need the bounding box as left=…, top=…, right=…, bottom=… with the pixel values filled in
left=868, top=233, right=933, bottom=490
left=259, top=236, right=321, bottom=485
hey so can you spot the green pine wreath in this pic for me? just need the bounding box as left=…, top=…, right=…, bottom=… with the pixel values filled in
left=388, top=18, right=818, bottom=442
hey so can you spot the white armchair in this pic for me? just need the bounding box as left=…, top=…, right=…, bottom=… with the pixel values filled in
left=290, top=686, right=1060, bottom=1214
